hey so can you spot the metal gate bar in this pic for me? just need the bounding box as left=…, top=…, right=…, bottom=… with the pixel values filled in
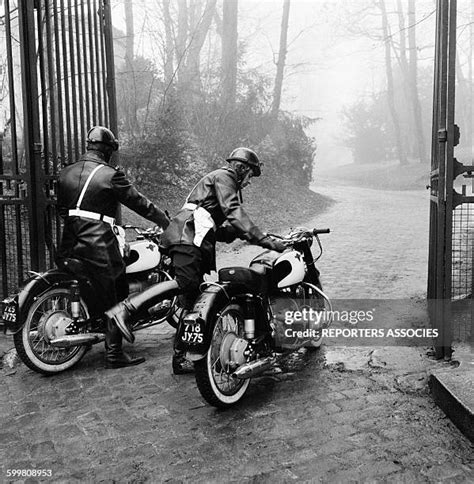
left=428, top=0, right=457, bottom=358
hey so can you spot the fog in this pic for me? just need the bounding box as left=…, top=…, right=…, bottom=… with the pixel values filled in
left=109, top=0, right=474, bottom=182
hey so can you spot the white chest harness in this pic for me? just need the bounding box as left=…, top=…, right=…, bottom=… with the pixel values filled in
left=67, top=164, right=116, bottom=225
left=67, top=164, right=126, bottom=255
left=183, top=202, right=216, bottom=247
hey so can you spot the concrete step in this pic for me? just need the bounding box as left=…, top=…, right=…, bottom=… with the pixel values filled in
left=430, top=353, right=474, bottom=442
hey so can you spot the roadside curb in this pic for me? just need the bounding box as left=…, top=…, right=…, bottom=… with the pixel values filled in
left=429, top=367, right=474, bottom=442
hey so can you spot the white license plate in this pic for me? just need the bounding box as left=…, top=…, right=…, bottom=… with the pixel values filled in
left=2, top=301, right=17, bottom=324
left=182, top=322, right=204, bottom=345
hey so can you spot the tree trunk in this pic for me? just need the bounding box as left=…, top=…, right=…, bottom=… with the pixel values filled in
left=162, top=0, right=175, bottom=90
left=176, top=0, right=189, bottom=84
left=271, top=0, right=290, bottom=118
left=123, top=0, right=138, bottom=137
left=221, top=0, right=238, bottom=109
left=379, top=0, right=407, bottom=166
left=179, top=0, right=217, bottom=100
left=407, top=0, right=427, bottom=163
left=396, top=0, right=409, bottom=81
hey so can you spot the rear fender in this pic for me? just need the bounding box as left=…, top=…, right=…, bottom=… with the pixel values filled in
left=4, top=270, right=91, bottom=334
left=178, top=283, right=231, bottom=360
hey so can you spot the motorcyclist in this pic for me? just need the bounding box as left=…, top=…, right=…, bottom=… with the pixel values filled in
left=56, top=126, right=170, bottom=369
left=106, top=147, right=286, bottom=373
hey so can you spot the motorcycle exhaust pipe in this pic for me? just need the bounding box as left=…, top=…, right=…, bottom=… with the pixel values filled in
left=50, top=333, right=105, bottom=348
left=232, top=356, right=277, bottom=379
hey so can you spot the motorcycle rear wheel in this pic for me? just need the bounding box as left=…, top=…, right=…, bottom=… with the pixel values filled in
left=14, top=287, right=90, bottom=374
left=195, top=303, right=250, bottom=408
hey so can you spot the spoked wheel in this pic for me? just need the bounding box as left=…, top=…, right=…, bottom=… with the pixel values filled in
left=195, top=304, right=250, bottom=408
left=14, top=287, right=90, bottom=374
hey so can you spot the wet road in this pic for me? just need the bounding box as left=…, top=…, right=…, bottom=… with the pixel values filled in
left=1, top=183, right=473, bottom=483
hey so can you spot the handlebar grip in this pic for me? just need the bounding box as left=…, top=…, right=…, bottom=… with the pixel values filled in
left=313, top=228, right=330, bottom=235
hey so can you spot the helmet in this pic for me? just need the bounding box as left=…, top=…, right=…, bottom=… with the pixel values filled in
left=87, top=126, right=119, bottom=151
left=226, top=147, right=261, bottom=177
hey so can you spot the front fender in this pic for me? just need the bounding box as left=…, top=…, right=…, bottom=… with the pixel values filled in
left=4, top=269, right=84, bottom=334
left=177, top=283, right=231, bottom=360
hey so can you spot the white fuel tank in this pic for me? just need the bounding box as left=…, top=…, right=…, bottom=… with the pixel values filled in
left=273, top=250, right=306, bottom=288
left=125, top=239, right=161, bottom=274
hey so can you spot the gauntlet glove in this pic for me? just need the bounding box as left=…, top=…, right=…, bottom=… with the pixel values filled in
left=259, top=235, right=287, bottom=253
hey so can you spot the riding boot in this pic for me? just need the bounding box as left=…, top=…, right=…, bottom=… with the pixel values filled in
left=104, top=318, right=145, bottom=369
left=172, top=307, right=194, bottom=375
left=172, top=350, right=194, bottom=374
left=105, top=280, right=180, bottom=344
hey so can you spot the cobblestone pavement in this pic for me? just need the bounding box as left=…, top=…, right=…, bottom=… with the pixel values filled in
left=1, top=183, right=474, bottom=483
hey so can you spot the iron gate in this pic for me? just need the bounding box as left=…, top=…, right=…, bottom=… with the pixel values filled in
left=428, top=0, right=474, bottom=357
left=0, top=0, right=117, bottom=299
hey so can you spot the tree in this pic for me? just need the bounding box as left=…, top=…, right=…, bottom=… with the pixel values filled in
left=343, top=94, right=393, bottom=164
left=379, top=0, right=407, bottom=165
left=162, top=0, right=175, bottom=89
left=177, top=0, right=217, bottom=101
left=271, top=0, right=290, bottom=118
left=221, top=0, right=238, bottom=109
left=405, top=0, right=427, bottom=163
left=122, top=0, right=139, bottom=136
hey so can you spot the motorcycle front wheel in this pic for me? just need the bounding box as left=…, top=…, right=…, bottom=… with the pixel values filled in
left=300, top=281, right=331, bottom=349
left=14, top=287, right=90, bottom=374
left=195, top=303, right=250, bottom=408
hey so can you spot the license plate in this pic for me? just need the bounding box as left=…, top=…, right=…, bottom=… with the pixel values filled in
left=181, top=322, right=204, bottom=345
left=1, top=299, right=18, bottom=325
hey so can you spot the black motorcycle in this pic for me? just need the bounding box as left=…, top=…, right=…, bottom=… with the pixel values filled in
left=1, top=226, right=178, bottom=374
left=179, top=226, right=332, bottom=407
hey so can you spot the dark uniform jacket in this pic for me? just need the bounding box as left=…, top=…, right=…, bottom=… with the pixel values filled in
left=57, top=150, right=169, bottom=310
left=161, top=166, right=266, bottom=273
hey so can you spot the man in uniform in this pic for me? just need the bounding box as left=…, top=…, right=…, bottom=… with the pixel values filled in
left=57, top=126, right=170, bottom=368
left=106, top=147, right=286, bottom=373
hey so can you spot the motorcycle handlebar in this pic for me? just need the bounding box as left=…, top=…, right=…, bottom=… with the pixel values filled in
left=122, top=225, right=161, bottom=236
left=266, top=228, right=330, bottom=241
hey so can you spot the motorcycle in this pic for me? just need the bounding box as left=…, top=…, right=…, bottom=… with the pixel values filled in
left=1, top=225, right=178, bottom=374
left=179, top=226, right=332, bottom=408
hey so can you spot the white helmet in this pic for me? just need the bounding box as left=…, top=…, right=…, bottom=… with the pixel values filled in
left=273, top=250, right=306, bottom=288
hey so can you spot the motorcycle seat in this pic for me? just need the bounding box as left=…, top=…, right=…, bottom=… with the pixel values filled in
left=218, top=266, right=270, bottom=294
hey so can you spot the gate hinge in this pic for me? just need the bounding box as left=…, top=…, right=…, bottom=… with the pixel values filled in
left=453, top=189, right=463, bottom=208
left=453, top=158, right=474, bottom=179
left=438, top=129, right=447, bottom=142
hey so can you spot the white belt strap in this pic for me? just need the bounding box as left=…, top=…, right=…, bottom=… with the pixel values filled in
left=76, top=164, right=104, bottom=209
left=68, top=209, right=115, bottom=225
left=182, top=202, right=216, bottom=247
left=68, top=164, right=115, bottom=225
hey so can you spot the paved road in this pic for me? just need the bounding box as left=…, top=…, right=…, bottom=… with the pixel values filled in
left=1, top=183, right=473, bottom=483
left=308, top=183, right=429, bottom=299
